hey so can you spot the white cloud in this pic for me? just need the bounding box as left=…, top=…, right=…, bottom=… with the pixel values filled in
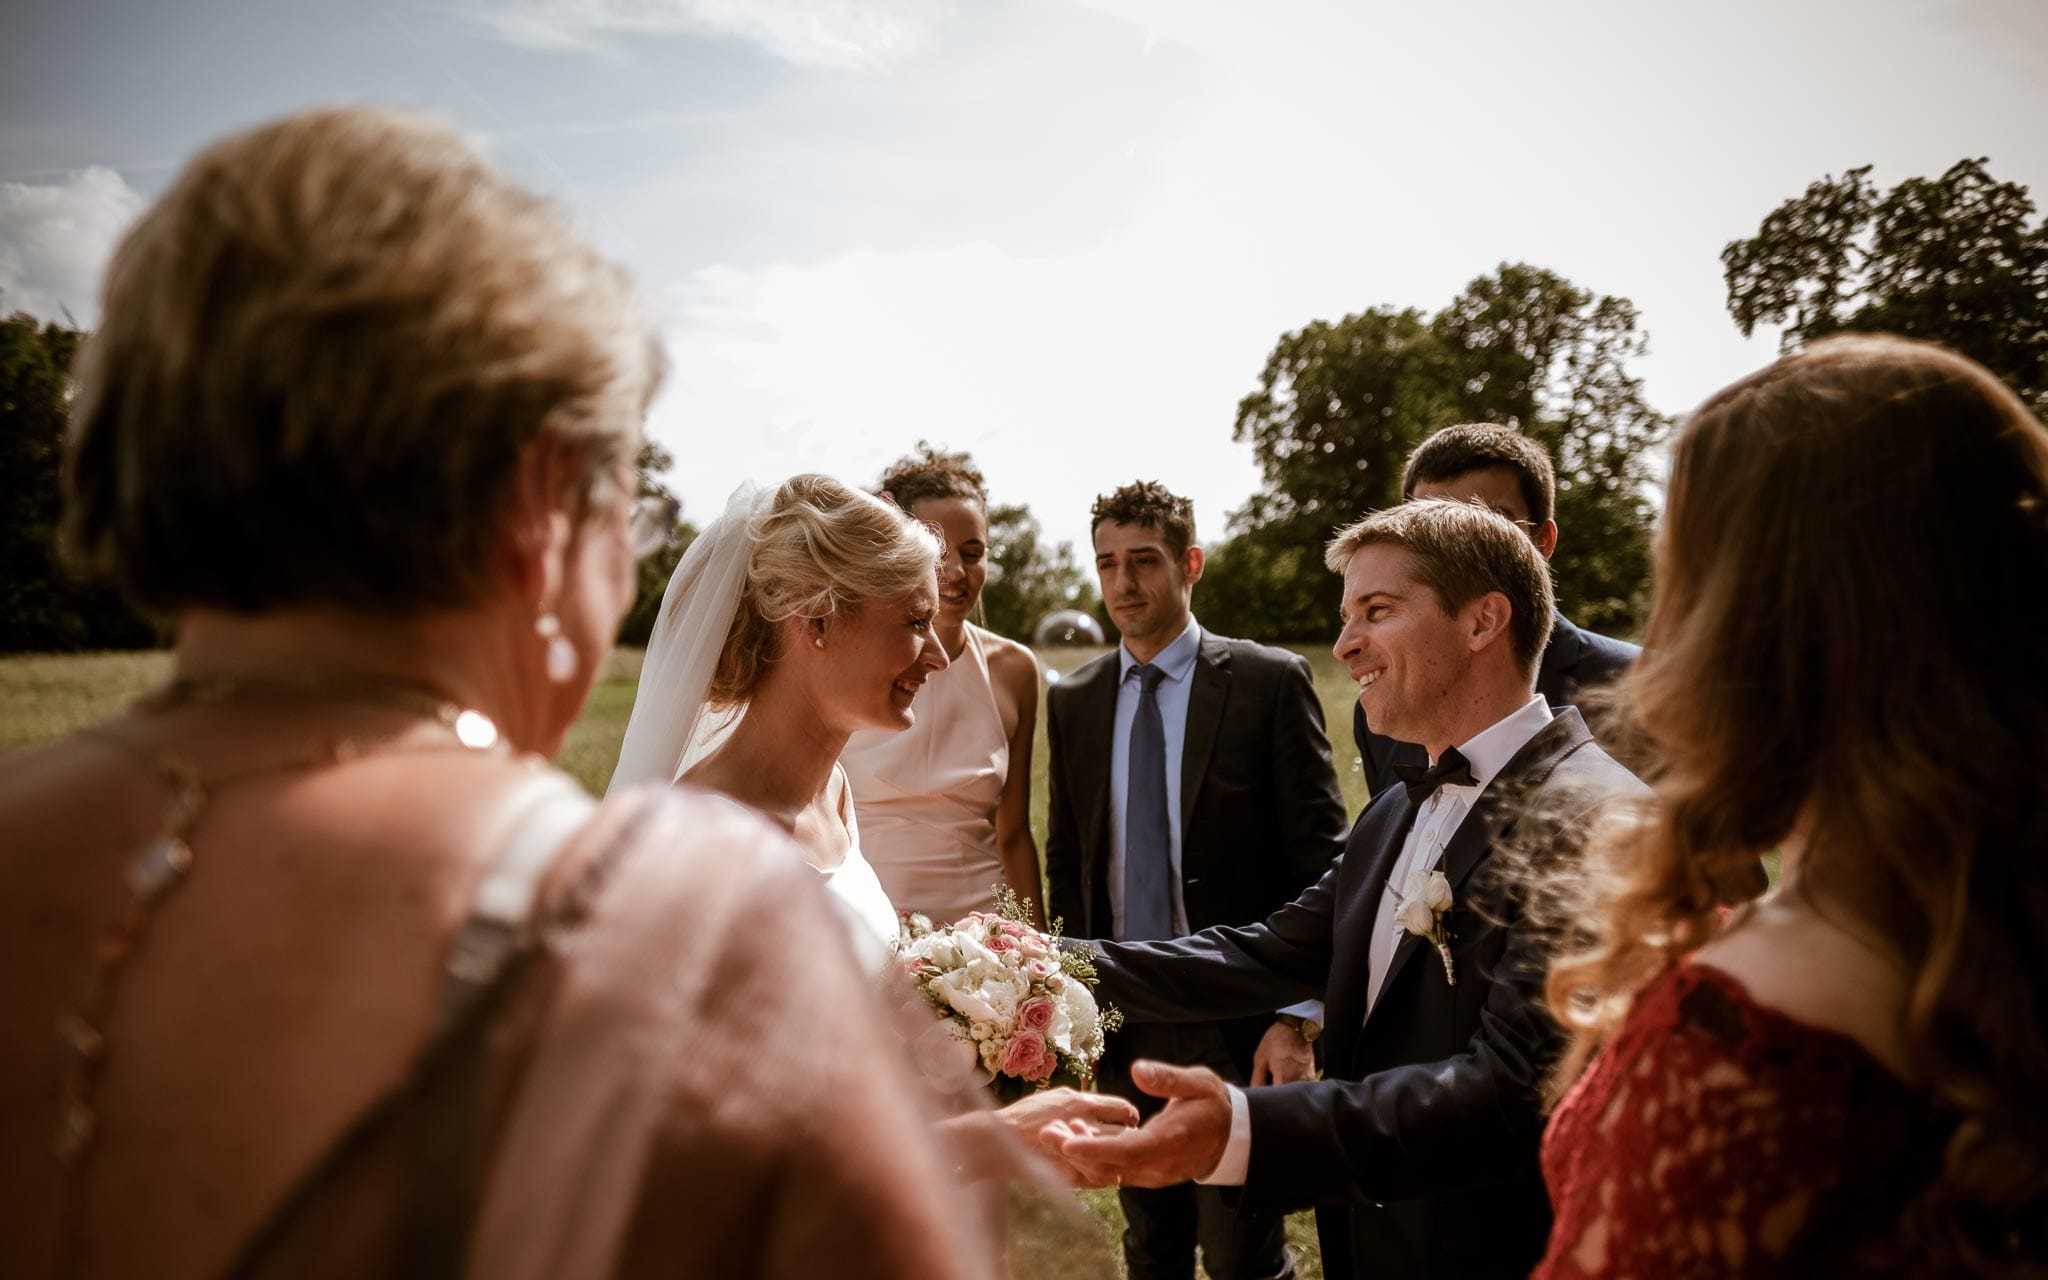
left=467, top=0, right=951, bottom=70
left=646, top=236, right=1275, bottom=554
left=0, top=167, right=145, bottom=327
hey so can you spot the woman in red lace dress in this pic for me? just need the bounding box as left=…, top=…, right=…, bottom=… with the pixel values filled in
left=1532, top=335, right=2048, bottom=1277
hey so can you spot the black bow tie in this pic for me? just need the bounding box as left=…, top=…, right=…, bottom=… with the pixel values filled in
left=1393, top=747, right=1478, bottom=806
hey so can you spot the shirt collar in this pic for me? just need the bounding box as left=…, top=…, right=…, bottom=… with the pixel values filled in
left=1119, top=615, right=1202, bottom=685
left=1447, top=694, right=1553, bottom=791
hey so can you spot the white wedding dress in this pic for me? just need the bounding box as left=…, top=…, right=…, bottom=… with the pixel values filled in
left=816, top=766, right=904, bottom=978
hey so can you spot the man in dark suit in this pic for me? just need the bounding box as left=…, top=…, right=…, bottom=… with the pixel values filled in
left=1045, top=480, right=1349, bottom=1280
left=1353, top=424, right=1640, bottom=797
left=1055, top=499, right=1647, bottom=1280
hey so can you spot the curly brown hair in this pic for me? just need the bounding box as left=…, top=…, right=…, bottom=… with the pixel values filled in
left=1544, top=335, right=2048, bottom=1274
left=875, top=441, right=987, bottom=511
left=1089, top=480, right=1195, bottom=559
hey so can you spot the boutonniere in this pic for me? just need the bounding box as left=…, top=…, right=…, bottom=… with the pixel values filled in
left=1389, top=867, right=1456, bottom=986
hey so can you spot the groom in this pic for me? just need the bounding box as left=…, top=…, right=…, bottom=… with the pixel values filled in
left=1058, top=499, right=1645, bottom=1280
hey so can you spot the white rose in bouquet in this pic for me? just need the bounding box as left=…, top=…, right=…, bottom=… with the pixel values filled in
left=912, top=1017, right=986, bottom=1092
left=935, top=955, right=1030, bottom=1024
left=1055, top=976, right=1104, bottom=1058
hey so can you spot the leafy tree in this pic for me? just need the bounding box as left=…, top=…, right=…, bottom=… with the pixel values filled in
left=980, top=502, right=1098, bottom=643
left=1194, top=526, right=1336, bottom=646
left=615, top=440, right=697, bottom=646
left=1723, top=158, right=2048, bottom=419
left=1222, top=264, right=1667, bottom=641
left=1431, top=267, right=1663, bottom=632
left=1, top=312, right=160, bottom=652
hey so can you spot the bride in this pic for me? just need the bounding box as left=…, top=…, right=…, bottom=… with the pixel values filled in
left=610, top=474, right=1135, bottom=1173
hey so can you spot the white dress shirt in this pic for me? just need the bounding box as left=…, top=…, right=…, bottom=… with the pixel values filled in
left=1107, top=615, right=1202, bottom=939
left=1199, top=694, right=1554, bottom=1186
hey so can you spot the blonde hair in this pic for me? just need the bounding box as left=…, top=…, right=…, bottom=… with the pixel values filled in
left=63, top=106, right=662, bottom=615
left=1324, top=499, right=1554, bottom=677
left=706, top=475, right=941, bottom=706
left=1545, top=335, right=2048, bottom=1272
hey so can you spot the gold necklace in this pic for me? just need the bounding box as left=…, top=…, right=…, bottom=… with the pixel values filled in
left=50, top=674, right=509, bottom=1276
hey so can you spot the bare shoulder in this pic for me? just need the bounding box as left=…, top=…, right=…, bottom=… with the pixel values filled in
left=977, top=628, right=1039, bottom=691
left=1691, top=902, right=1913, bottom=1078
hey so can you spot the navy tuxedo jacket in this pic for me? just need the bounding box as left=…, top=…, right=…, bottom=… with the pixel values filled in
left=1352, top=610, right=1639, bottom=799
left=1089, top=708, right=1646, bottom=1280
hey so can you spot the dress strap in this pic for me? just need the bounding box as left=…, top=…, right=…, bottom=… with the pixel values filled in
left=433, top=775, right=599, bottom=1037
left=406, top=774, right=599, bottom=1276
left=226, top=772, right=604, bottom=1280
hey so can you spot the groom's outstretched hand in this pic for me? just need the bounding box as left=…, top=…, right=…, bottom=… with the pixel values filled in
left=1047, top=1060, right=1232, bottom=1189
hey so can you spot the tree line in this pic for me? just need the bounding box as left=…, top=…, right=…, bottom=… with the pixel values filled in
left=5, top=157, right=2043, bottom=653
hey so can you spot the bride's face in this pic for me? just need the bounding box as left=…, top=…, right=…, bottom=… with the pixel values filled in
left=825, top=573, right=950, bottom=733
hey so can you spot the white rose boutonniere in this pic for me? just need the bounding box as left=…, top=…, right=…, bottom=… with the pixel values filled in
left=1390, top=867, right=1456, bottom=986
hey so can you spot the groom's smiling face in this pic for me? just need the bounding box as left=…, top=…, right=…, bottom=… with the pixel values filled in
left=1333, top=543, right=1473, bottom=749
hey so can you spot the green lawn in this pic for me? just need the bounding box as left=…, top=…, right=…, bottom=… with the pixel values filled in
left=2, top=645, right=1359, bottom=1278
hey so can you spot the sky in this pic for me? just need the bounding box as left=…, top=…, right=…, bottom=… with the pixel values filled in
left=5, top=0, right=2045, bottom=553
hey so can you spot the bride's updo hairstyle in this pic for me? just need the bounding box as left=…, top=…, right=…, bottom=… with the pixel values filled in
left=1545, top=334, right=2048, bottom=1271
left=707, top=474, right=941, bottom=708
left=63, top=106, right=660, bottom=616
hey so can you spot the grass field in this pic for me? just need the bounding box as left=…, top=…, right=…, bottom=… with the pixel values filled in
left=2, top=644, right=1364, bottom=1278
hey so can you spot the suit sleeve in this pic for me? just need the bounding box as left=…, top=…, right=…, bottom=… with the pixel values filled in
left=1041, top=685, right=1083, bottom=933
left=1269, top=652, right=1349, bottom=894
left=1089, top=856, right=1341, bottom=1023
left=1237, top=799, right=1616, bottom=1209
left=1238, top=919, right=1555, bottom=1207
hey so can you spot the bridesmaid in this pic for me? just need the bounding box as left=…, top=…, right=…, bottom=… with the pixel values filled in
left=843, top=445, right=1049, bottom=929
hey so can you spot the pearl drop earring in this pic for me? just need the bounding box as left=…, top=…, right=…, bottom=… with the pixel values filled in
left=536, top=612, right=578, bottom=683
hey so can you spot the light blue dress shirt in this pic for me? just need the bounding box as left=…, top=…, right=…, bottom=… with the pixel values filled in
left=1107, top=615, right=1201, bottom=939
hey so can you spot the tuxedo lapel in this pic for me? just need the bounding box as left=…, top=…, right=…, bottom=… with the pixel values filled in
left=1178, top=633, right=1232, bottom=833
left=1362, top=711, right=1595, bottom=1031
left=1323, top=793, right=1418, bottom=1074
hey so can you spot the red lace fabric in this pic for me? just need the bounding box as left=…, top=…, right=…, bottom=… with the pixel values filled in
left=1534, top=960, right=1949, bottom=1278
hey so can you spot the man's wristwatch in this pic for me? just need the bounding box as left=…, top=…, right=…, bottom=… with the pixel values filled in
left=1274, top=1012, right=1322, bottom=1044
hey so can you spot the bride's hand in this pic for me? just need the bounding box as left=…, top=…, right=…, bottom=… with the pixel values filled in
left=995, top=1088, right=1138, bottom=1186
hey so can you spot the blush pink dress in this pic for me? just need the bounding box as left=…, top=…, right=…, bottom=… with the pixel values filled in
left=841, top=623, right=1013, bottom=928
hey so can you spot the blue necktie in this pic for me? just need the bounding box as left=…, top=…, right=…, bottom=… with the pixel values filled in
left=1123, top=662, right=1174, bottom=940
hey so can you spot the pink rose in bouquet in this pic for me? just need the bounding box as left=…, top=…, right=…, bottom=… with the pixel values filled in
left=895, top=888, right=1122, bottom=1102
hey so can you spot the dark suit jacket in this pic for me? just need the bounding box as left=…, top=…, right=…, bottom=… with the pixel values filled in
left=1044, top=629, right=1348, bottom=1072
left=1353, top=609, right=1639, bottom=798
left=1089, top=709, right=1646, bottom=1280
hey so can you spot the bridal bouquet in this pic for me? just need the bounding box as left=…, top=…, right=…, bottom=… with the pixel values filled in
left=897, top=888, right=1122, bottom=1103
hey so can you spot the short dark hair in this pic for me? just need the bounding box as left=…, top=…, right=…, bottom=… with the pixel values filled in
left=876, top=441, right=987, bottom=511
left=1401, top=424, right=1556, bottom=527
left=1325, top=499, right=1555, bottom=677
left=1090, top=480, right=1195, bottom=559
